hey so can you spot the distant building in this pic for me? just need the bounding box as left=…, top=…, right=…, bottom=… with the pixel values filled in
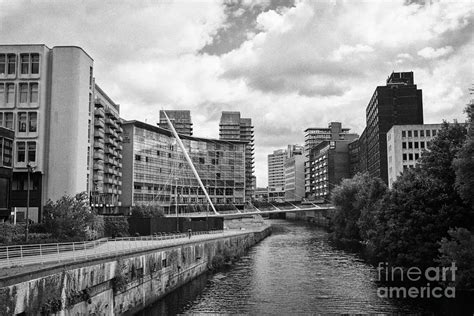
left=348, top=138, right=360, bottom=177
left=304, top=122, right=358, bottom=197
left=158, top=110, right=193, bottom=136
left=267, top=148, right=286, bottom=202
left=219, top=111, right=255, bottom=201
left=0, top=44, right=122, bottom=221
left=386, top=124, right=443, bottom=188
left=284, top=154, right=305, bottom=201
left=307, top=140, right=352, bottom=202
left=0, top=127, right=14, bottom=221
left=268, top=145, right=303, bottom=202
left=254, top=187, right=269, bottom=202
left=365, top=71, right=423, bottom=184
left=121, top=120, right=247, bottom=213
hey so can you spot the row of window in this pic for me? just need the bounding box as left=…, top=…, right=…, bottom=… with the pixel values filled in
left=401, top=129, right=437, bottom=138
left=0, top=111, right=38, bottom=134
left=402, top=141, right=426, bottom=150
left=402, top=153, right=420, bottom=161
left=0, top=53, right=40, bottom=76
left=0, top=82, right=39, bottom=107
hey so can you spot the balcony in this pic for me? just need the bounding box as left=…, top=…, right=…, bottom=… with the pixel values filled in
left=94, top=130, right=104, bottom=139
left=93, top=173, right=104, bottom=182
left=94, top=108, right=105, bottom=118
left=94, top=118, right=105, bottom=128
left=93, top=152, right=104, bottom=161
left=93, top=162, right=104, bottom=171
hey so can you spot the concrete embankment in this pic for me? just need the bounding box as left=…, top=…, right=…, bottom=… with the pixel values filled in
left=0, top=226, right=271, bottom=315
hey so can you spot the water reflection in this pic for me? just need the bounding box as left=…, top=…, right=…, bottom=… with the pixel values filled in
left=138, top=220, right=471, bottom=315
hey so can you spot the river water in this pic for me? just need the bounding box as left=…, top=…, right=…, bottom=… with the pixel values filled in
left=137, top=220, right=470, bottom=315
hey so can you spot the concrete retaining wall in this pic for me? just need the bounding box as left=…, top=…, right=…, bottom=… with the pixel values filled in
left=0, top=227, right=271, bottom=315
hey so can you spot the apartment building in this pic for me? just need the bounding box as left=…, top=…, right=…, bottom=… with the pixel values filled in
left=268, top=148, right=286, bottom=202
left=158, top=110, right=193, bottom=136
left=219, top=111, right=255, bottom=201
left=284, top=154, right=305, bottom=202
left=0, top=44, right=122, bottom=220
left=121, top=120, right=247, bottom=213
left=386, top=124, right=443, bottom=188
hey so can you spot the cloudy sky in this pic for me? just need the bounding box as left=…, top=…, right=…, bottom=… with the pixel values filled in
left=1, top=0, right=472, bottom=187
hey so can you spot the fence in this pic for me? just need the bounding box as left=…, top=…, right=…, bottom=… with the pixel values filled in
left=0, top=230, right=225, bottom=269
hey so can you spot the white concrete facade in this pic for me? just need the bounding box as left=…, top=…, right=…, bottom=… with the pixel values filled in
left=386, top=123, right=443, bottom=188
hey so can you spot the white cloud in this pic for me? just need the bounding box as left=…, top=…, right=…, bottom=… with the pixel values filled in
left=417, top=46, right=454, bottom=59
left=331, top=44, right=374, bottom=61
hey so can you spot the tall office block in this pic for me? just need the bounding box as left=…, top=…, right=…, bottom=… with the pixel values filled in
left=0, top=127, right=14, bottom=221
left=268, top=149, right=286, bottom=201
left=386, top=124, right=442, bottom=188
left=284, top=154, right=305, bottom=202
left=365, top=71, right=423, bottom=184
left=158, top=110, right=193, bottom=136
left=304, top=122, right=358, bottom=198
left=0, top=44, right=122, bottom=220
left=219, top=111, right=254, bottom=202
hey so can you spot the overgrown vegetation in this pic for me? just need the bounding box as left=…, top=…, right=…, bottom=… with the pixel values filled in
left=330, top=105, right=474, bottom=288
left=130, top=204, right=165, bottom=218
left=103, top=216, right=129, bottom=237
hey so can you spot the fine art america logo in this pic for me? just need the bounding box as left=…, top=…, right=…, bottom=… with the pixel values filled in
left=377, top=262, right=457, bottom=299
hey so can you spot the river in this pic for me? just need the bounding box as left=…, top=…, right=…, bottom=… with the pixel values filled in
left=137, top=220, right=470, bottom=315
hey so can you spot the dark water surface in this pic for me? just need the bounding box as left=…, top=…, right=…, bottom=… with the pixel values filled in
left=137, top=220, right=471, bottom=315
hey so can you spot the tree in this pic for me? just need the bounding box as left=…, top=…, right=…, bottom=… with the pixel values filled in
left=369, top=121, right=473, bottom=268
left=330, top=173, right=387, bottom=244
left=42, top=192, right=101, bottom=240
left=453, top=103, right=474, bottom=207
left=437, top=227, right=474, bottom=289
left=130, top=204, right=165, bottom=218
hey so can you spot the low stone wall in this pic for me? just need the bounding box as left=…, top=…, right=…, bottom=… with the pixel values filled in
left=0, top=226, right=271, bottom=315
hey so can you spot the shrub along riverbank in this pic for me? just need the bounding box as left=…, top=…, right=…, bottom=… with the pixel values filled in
left=329, top=105, right=474, bottom=290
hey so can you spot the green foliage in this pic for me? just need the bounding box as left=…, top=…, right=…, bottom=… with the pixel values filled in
left=130, top=204, right=165, bottom=218
left=0, top=223, right=25, bottom=244
left=437, top=228, right=474, bottom=289
left=42, top=192, right=100, bottom=240
left=104, top=216, right=129, bottom=237
left=453, top=104, right=474, bottom=207
left=330, top=173, right=387, bottom=244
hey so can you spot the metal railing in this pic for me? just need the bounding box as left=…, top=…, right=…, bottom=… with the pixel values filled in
left=0, top=230, right=225, bottom=269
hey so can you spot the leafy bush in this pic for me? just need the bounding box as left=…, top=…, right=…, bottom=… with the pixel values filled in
left=0, top=223, right=25, bottom=244
left=130, top=204, right=164, bottom=218
left=104, top=216, right=129, bottom=237
left=42, top=192, right=101, bottom=241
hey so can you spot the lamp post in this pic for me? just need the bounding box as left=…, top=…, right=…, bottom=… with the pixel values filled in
left=25, top=162, right=33, bottom=242
left=206, top=185, right=209, bottom=232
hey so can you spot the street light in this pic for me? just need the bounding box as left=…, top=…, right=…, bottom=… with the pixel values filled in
left=25, top=162, right=34, bottom=242
left=206, top=185, right=209, bottom=232
left=175, top=177, right=179, bottom=233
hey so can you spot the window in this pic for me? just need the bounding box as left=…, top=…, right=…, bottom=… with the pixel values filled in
left=7, top=54, right=16, bottom=75
left=402, top=131, right=406, bottom=138
left=414, top=130, right=418, bottom=137
left=19, top=83, right=28, bottom=103
left=6, top=83, right=14, bottom=104
left=420, top=130, right=424, bottom=137
left=20, top=54, right=29, bottom=74
left=421, top=142, right=425, bottom=149
left=415, top=153, right=419, bottom=160
left=30, top=83, right=38, bottom=103
left=0, top=84, right=4, bottom=107
left=0, top=112, right=14, bottom=129
left=135, top=154, right=141, bottom=161
left=426, top=130, right=431, bottom=137
left=432, top=130, right=437, bottom=136
left=31, top=54, right=39, bottom=74
left=402, top=142, right=406, bottom=149
left=28, top=142, right=36, bottom=162
left=414, top=142, right=419, bottom=149
left=408, top=142, right=413, bottom=149
left=408, top=131, right=412, bottom=137
left=403, top=153, right=407, bottom=161
left=17, top=142, right=26, bottom=163
left=409, top=153, right=413, bottom=160
left=0, top=55, right=5, bottom=75
left=2, top=138, right=13, bottom=167
left=18, top=112, right=27, bottom=133
left=29, top=112, right=37, bottom=133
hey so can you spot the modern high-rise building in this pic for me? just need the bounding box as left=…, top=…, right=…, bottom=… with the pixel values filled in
left=158, top=110, right=193, bottom=136
left=219, top=111, right=254, bottom=201
left=90, top=85, right=123, bottom=213
left=304, top=122, right=358, bottom=197
left=268, top=148, right=286, bottom=201
left=307, top=140, right=352, bottom=202
left=365, top=71, right=423, bottom=184
left=284, top=154, right=305, bottom=202
left=121, top=120, right=246, bottom=213
left=0, top=127, right=14, bottom=221
left=0, top=44, right=122, bottom=220
left=386, top=124, right=443, bottom=188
